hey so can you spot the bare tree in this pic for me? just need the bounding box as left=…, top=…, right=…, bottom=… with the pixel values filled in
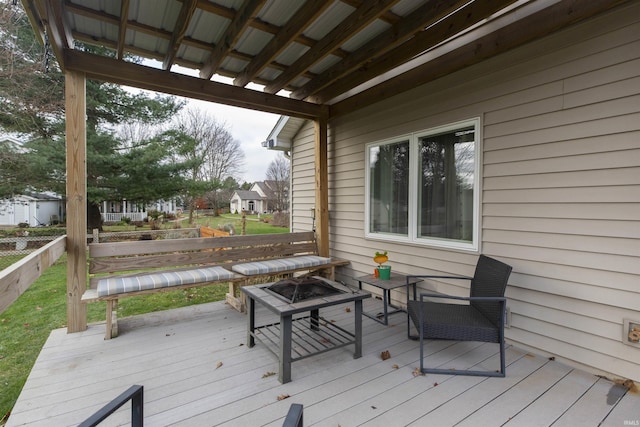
left=265, top=153, right=290, bottom=211
left=175, top=108, right=245, bottom=181
left=173, top=108, right=246, bottom=221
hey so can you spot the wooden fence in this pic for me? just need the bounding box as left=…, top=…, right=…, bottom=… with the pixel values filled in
left=0, top=235, right=66, bottom=313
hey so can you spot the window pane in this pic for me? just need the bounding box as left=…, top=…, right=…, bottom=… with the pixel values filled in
left=369, top=140, right=409, bottom=235
left=418, top=126, right=475, bottom=243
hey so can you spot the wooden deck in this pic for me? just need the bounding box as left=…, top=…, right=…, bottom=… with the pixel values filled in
left=6, top=298, right=638, bottom=427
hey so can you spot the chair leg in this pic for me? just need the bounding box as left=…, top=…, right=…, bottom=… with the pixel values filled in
left=418, top=339, right=506, bottom=377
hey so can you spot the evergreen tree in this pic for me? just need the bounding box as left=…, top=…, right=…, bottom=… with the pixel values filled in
left=1, top=3, right=190, bottom=230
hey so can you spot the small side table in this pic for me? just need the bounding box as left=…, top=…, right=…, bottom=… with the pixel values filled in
left=356, top=273, right=422, bottom=325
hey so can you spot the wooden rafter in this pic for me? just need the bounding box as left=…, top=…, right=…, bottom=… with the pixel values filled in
left=163, top=0, right=198, bottom=70
left=199, top=0, right=267, bottom=80
left=314, top=0, right=519, bottom=104
left=263, top=0, right=402, bottom=95
left=290, top=0, right=470, bottom=101
left=116, top=0, right=129, bottom=59
left=233, top=1, right=331, bottom=88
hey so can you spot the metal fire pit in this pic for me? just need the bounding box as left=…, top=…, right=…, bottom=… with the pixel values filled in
left=242, top=279, right=371, bottom=383
left=264, top=276, right=345, bottom=303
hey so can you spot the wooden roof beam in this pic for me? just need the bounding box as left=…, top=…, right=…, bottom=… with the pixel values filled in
left=63, top=49, right=327, bottom=120
left=199, top=0, right=267, bottom=80
left=263, top=0, right=402, bottom=95
left=331, top=0, right=631, bottom=117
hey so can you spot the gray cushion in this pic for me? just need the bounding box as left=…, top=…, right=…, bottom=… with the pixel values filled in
left=97, top=266, right=237, bottom=297
left=231, top=255, right=332, bottom=276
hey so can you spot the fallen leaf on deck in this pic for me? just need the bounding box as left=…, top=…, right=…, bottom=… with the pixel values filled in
left=277, top=394, right=290, bottom=401
left=216, top=361, right=223, bottom=369
left=262, top=372, right=276, bottom=378
left=412, top=367, right=424, bottom=377
left=392, top=364, right=399, bottom=369
left=345, top=307, right=351, bottom=312
left=380, top=350, right=391, bottom=360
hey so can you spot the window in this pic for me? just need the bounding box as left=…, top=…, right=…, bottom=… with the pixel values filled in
left=365, top=119, right=480, bottom=251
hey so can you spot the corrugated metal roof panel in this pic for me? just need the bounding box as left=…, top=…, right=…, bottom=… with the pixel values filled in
left=303, top=1, right=355, bottom=40
left=257, top=0, right=305, bottom=26
left=340, top=19, right=391, bottom=52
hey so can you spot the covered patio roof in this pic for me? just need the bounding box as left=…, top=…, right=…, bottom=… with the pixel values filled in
left=21, top=0, right=627, bottom=120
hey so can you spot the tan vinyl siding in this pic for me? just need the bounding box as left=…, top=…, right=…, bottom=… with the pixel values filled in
left=288, top=2, right=640, bottom=381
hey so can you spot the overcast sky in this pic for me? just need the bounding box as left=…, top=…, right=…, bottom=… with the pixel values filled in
left=148, top=62, right=285, bottom=184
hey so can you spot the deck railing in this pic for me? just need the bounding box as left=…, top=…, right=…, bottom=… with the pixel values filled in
left=78, top=385, right=144, bottom=427
left=0, top=235, right=66, bottom=314
left=282, top=403, right=303, bottom=427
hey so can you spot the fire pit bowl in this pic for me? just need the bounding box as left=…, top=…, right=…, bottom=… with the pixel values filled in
left=264, top=276, right=345, bottom=303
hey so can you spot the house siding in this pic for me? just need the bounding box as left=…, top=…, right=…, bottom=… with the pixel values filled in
left=290, top=3, right=640, bottom=381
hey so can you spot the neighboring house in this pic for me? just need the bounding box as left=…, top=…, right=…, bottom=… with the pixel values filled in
left=266, top=3, right=640, bottom=383
left=230, top=181, right=288, bottom=214
left=230, top=190, right=262, bottom=214
left=0, top=136, right=65, bottom=227
left=0, top=192, right=65, bottom=227
left=100, top=199, right=179, bottom=223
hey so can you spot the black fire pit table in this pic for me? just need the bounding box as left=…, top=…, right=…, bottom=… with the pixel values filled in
left=241, top=277, right=370, bottom=383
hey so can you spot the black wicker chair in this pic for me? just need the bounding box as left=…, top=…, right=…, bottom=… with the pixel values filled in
left=406, top=255, right=512, bottom=377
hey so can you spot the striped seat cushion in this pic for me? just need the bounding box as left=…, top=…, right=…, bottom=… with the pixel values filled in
left=97, top=266, right=237, bottom=297
left=231, top=255, right=332, bottom=276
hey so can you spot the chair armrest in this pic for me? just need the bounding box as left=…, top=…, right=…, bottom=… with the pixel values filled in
left=405, top=275, right=472, bottom=302
left=419, top=293, right=506, bottom=303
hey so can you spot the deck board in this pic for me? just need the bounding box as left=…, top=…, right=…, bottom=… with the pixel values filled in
left=6, top=299, right=638, bottom=427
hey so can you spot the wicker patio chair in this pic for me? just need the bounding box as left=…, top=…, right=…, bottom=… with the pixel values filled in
left=406, top=255, right=512, bottom=377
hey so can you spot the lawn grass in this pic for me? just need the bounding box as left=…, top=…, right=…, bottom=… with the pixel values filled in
left=191, top=212, right=290, bottom=235
left=0, top=218, right=289, bottom=424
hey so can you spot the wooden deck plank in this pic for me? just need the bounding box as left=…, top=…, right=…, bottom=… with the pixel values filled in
left=6, top=299, right=639, bottom=427
left=360, top=348, right=538, bottom=427
left=592, top=382, right=639, bottom=427
left=306, top=342, right=506, bottom=427
left=502, top=368, right=600, bottom=426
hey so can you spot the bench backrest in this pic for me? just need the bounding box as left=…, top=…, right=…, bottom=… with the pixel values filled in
left=88, top=231, right=319, bottom=288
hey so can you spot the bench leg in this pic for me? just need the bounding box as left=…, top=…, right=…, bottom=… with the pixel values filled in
left=226, top=281, right=246, bottom=313
left=105, top=299, right=118, bottom=340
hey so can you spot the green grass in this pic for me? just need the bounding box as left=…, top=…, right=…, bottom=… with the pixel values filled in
left=191, top=213, right=290, bottom=235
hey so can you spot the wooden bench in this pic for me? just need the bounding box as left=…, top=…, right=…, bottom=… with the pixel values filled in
left=83, top=231, right=349, bottom=339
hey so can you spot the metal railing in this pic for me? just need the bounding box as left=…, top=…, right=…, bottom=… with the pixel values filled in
left=79, top=385, right=144, bottom=427
left=282, top=403, right=303, bottom=427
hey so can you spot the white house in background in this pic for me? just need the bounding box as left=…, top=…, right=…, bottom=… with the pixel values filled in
left=0, top=192, right=65, bottom=227
left=230, top=181, right=285, bottom=214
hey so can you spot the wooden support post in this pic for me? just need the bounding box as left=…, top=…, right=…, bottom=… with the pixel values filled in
left=314, top=117, right=329, bottom=257
left=65, top=70, right=87, bottom=333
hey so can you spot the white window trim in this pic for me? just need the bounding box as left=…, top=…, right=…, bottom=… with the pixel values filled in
left=365, top=118, right=481, bottom=252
